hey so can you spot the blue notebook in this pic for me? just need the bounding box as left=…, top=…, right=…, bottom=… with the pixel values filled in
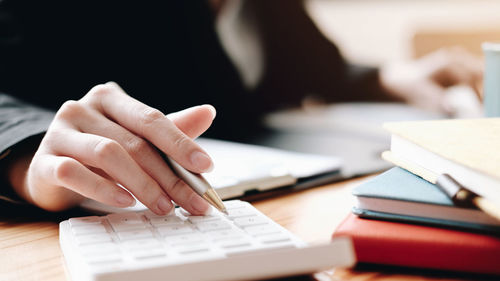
left=353, top=167, right=500, bottom=233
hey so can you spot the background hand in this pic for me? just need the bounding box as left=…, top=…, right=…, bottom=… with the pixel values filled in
left=9, top=82, right=216, bottom=215
left=379, top=47, right=483, bottom=114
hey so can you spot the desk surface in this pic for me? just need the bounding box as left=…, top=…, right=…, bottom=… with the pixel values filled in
left=0, top=177, right=496, bottom=281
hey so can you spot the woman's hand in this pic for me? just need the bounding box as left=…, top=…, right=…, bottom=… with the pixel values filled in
left=380, top=47, right=483, bottom=114
left=9, top=82, right=216, bottom=215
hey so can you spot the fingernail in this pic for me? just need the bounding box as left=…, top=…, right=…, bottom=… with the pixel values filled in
left=157, top=196, right=173, bottom=214
left=190, top=151, right=214, bottom=172
left=205, top=104, right=217, bottom=119
left=191, top=195, right=210, bottom=215
left=115, top=192, right=135, bottom=207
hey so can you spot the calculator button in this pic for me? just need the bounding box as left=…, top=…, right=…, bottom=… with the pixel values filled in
left=123, top=239, right=163, bottom=250
left=75, top=233, right=113, bottom=245
left=165, top=233, right=205, bottom=246
left=176, top=244, right=211, bottom=255
left=107, top=213, right=146, bottom=231
left=129, top=248, right=167, bottom=260
left=226, top=208, right=256, bottom=219
left=187, top=214, right=220, bottom=223
left=69, top=216, right=102, bottom=226
left=244, top=225, right=282, bottom=236
left=157, top=225, right=194, bottom=236
left=207, top=230, right=244, bottom=242
left=149, top=216, right=184, bottom=226
left=71, top=224, right=107, bottom=236
left=216, top=237, right=252, bottom=249
left=233, top=216, right=268, bottom=228
left=194, top=220, right=231, bottom=232
left=107, top=212, right=143, bottom=222
left=258, top=233, right=291, bottom=244
left=117, top=229, right=154, bottom=241
left=143, top=209, right=174, bottom=218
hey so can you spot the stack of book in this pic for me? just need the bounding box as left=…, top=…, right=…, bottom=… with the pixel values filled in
left=333, top=118, right=500, bottom=275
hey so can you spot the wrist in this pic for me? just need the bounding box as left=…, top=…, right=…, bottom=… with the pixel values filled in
left=1, top=135, right=43, bottom=204
left=379, top=62, right=411, bottom=102
left=6, top=150, right=35, bottom=204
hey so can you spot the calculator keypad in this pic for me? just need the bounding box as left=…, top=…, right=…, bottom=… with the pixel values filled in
left=64, top=200, right=303, bottom=270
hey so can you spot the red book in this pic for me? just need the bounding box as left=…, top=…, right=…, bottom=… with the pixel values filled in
left=332, top=213, right=500, bottom=275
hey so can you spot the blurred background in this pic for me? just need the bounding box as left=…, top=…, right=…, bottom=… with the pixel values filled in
left=214, top=0, right=500, bottom=177
left=306, top=0, right=500, bottom=65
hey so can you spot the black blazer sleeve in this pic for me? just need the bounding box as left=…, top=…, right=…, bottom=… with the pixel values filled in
left=0, top=94, right=54, bottom=155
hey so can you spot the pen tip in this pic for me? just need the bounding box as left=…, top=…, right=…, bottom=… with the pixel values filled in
left=222, top=209, right=229, bottom=216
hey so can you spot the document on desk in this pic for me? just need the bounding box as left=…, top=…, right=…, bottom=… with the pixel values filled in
left=198, top=138, right=342, bottom=196
left=259, top=86, right=481, bottom=178
left=80, top=138, right=342, bottom=214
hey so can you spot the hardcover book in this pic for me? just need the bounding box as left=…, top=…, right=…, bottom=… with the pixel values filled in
left=352, top=167, right=500, bottom=232
left=332, top=213, right=500, bottom=275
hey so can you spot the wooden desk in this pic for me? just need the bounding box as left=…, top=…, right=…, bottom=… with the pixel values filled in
left=0, top=177, right=496, bottom=281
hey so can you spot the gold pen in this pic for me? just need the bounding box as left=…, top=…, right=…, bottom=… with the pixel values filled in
left=435, top=174, right=500, bottom=222
left=165, top=156, right=228, bottom=215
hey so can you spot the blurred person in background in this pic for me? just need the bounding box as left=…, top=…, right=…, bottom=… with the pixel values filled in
left=0, top=0, right=483, bottom=213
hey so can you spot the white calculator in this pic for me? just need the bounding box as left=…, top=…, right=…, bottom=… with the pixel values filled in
left=59, top=200, right=355, bottom=281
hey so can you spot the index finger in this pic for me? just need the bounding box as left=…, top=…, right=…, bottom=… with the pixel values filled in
left=81, top=82, right=213, bottom=173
